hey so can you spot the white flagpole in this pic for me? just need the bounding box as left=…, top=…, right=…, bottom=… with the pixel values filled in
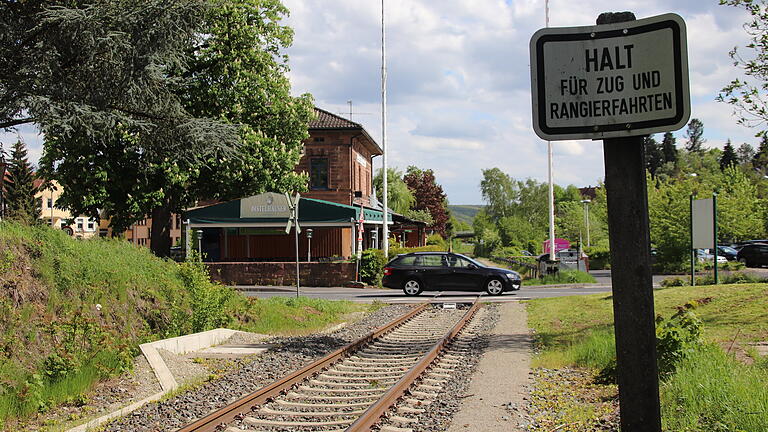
left=381, top=0, right=389, bottom=258
left=546, top=0, right=556, bottom=262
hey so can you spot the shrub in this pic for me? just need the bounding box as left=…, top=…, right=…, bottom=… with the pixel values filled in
left=525, top=270, right=596, bottom=285
left=359, top=248, right=387, bottom=286
left=583, top=246, right=610, bottom=270
left=655, top=303, right=702, bottom=378
left=426, top=234, right=445, bottom=248
left=661, top=276, right=688, bottom=287
left=177, top=255, right=235, bottom=333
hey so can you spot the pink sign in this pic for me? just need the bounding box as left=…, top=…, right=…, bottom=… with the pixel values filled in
left=542, top=238, right=571, bottom=254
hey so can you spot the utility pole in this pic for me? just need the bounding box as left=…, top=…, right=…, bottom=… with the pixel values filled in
left=581, top=199, right=591, bottom=247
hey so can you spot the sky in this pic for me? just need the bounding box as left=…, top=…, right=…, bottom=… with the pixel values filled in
left=281, top=0, right=757, bottom=204
left=2, top=1, right=757, bottom=205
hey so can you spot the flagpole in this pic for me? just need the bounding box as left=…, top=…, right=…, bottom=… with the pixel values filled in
left=546, top=0, right=556, bottom=262
left=381, top=0, right=389, bottom=258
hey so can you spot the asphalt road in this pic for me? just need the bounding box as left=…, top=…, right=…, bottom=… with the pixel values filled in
left=239, top=284, right=613, bottom=303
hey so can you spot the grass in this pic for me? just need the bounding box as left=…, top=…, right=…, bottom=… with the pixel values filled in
left=527, top=282, right=768, bottom=431
left=661, top=344, right=768, bottom=431
left=231, top=296, right=372, bottom=335
left=524, top=269, right=597, bottom=286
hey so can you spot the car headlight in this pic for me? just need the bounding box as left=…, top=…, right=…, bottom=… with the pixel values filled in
left=506, top=272, right=520, bottom=280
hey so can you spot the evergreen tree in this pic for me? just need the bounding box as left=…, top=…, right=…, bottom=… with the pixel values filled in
left=644, top=135, right=664, bottom=177
left=0, top=142, right=5, bottom=218
left=661, top=132, right=678, bottom=165
left=684, top=118, right=706, bottom=153
left=720, top=139, right=738, bottom=170
left=5, top=140, right=39, bottom=224
left=753, top=135, right=768, bottom=174
left=737, top=142, right=756, bottom=165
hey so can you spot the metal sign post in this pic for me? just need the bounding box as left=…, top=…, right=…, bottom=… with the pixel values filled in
left=691, top=194, right=719, bottom=285
left=529, top=11, right=691, bottom=431
left=307, top=228, right=313, bottom=262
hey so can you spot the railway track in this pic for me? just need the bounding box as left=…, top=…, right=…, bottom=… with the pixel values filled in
left=177, top=298, right=483, bottom=432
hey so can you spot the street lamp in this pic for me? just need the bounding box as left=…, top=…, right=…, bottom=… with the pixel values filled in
left=306, top=228, right=313, bottom=262
left=580, top=199, right=591, bottom=247
left=196, top=229, right=204, bottom=257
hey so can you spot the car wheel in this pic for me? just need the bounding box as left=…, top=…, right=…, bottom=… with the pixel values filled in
left=739, top=257, right=750, bottom=267
left=485, top=278, right=504, bottom=296
left=403, top=278, right=422, bottom=296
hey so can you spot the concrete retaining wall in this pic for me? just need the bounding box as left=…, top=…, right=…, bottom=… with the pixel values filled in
left=207, top=262, right=356, bottom=287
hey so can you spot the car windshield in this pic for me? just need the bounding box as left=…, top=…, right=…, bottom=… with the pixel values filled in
left=719, top=246, right=737, bottom=254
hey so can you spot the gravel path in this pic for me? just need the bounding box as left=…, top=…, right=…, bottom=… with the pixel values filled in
left=100, top=304, right=412, bottom=431
left=447, top=302, right=533, bottom=431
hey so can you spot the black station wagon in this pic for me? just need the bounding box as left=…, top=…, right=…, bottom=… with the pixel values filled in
left=382, top=252, right=522, bottom=296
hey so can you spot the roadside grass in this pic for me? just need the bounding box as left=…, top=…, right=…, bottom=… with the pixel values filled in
left=527, top=283, right=768, bottom=430
left=524, top=270, right=597, bottom=286
left=231, top=296, right=373, bottom=335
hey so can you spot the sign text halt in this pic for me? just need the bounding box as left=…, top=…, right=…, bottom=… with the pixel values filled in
left=530, top=13, right=690, bottom=140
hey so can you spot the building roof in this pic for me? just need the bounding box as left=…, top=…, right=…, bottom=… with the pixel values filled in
left=309, top=107, right=383, bottom=156
left=309, top=107, right=363, bottom=129
left=183, top=193, right=391, bottom=226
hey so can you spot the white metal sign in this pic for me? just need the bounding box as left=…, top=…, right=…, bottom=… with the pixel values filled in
left=692, top=197, right=714, bottom=249
left=530, top=13, right=690, bottom=140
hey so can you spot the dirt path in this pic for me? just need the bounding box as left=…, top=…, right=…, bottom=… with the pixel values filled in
left=447, top=302, right=533, bottom=431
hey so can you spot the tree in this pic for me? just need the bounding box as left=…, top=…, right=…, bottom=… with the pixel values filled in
left=644, top=135, right=665, bottom=176
left=404, top=166, right=449, bottom=236
left=4, top=140, right=40, bottom=224
left=717, top=165, right=767, bottom=242
left=753, top=135, right=768, bottom=174
left=661, top=132, right=678, bottom=166
left=40, top=0, right=314, bottom=257
left=737, top=142, right=756, bottom=165
left=684, top=118, right=706, bottom=153
left=478, top=168, right=516, bottom=220
left=374, top=167, right=414, bottom=214
left=720, top=139, right=739, bottom=170
left=718, top=1, right=768, bottom=130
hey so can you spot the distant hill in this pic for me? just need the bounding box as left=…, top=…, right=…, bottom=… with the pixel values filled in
left=449, top=205, right=485, bottom=226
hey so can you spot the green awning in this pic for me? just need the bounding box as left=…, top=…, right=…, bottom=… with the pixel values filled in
left=183, top=194, right=391, bottom=226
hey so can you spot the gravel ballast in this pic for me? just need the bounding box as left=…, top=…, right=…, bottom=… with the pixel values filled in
left=100, top=304, right=412, bottom=431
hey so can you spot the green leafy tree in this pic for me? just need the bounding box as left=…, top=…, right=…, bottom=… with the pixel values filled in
left=479, top=168, right=516, bottom=220
left=684, top=118, right=706, bottom=153
left=403, top=166, right=449, bottom=236
left=40, top=0, right=314, bottom=256
left=648, top=174, right=700, bottom=272
left=717, top=165, right=767, bottom=241
left=515, top=178, right=549, bottom=230
left=720, top=139, right=739, bottom=170
left=644, top=135, right=665, bottom=177
left=498, top=215, right=542, bottom=253
left=718, top=0, right=768, bottom=130
left=4, top=140, right=40, bottom=224
left=374, top=167, right=414, bottom=214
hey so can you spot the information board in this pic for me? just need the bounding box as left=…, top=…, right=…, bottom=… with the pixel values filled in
left=530, top=13, right=690, bottom=140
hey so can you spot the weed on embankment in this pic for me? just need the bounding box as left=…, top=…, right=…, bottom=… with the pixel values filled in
left=0, top=222, right=367, bottom=429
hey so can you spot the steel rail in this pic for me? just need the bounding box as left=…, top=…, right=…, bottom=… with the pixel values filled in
left=347, top=296, right=482, bottom=432
left=177, top=302, right=430, bottom=432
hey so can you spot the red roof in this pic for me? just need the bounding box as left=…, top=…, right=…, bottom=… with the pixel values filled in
left=309, top=107, right=383, bottom=155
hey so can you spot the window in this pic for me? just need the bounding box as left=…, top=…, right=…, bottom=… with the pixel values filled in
left=310, top=158, right=329, bottom=190
left=447, top=255, right=473, bottom=268
left=175, top=214, right=181, bottom=230
left=395, top=255, right=417, bottom=266
left=47, top=198, right=53, bottom=208
left=416, top=254, right=445, bottom=267
left=87, top=220, right=95, bottom=231
left=76, top=220, right=83, bottom=231
left=313, top=137, right=325, bottom=142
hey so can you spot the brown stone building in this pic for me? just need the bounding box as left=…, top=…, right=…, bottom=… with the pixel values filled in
left=298, top=107, right=382, bottom=207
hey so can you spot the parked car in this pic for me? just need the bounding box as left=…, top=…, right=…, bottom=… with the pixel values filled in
left=717, top=245, right=739, bottom=261
left=696, top=249, right=728, bottom=264
left=736, top=243, right=768, bottom=267
left=383, top=252, right=521, bottom=296
left=731, top=240, right=768, bottom=250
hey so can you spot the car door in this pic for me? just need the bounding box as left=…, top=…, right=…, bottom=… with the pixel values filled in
left=417, top=254, right=451, bottom=289
left=758, top=245, right=768, bottom=266
left=446, top=255, right=485, bottom=290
